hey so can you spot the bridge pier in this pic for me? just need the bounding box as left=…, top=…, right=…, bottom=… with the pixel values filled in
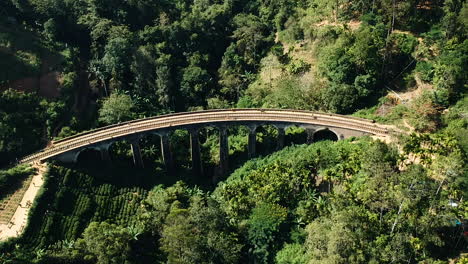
left=219, top=127, right=229, bottom=175
left=130, top=140, right=144, bottom=168
left=101, top=147, right=111, bottom=162
left=276, top=126, right=285, bottom=150
left=98, top=142, right=113, bottom=163
left=306, top=128, right=316, bottom=144
left=248, top=126, right=257, bottom=159
left=160, top=133, right=174, bottom=174
left=189, top=129, right=203, bottom=177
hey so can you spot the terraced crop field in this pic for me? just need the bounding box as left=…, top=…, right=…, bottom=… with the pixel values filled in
left=0, top=177, right=32, bottom=225
left=19, top=163, right=165, bottom=247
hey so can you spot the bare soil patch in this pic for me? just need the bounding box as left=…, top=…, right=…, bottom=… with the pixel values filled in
left=7, top=77, right=39, bottom=93
left=314, top=20, right=362, bottom=30
left=39, top=71, right=61, bottom=98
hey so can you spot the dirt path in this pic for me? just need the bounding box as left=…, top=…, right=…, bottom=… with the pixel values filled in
left=0, top=163, right=46, bottom=241
left=314, top=20, right=361, bottom=30
left=402, top=119, right=415, bottom=132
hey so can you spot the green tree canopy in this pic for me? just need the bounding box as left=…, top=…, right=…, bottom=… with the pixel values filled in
left=79, top=222, right=132, bottom=264
left=98, top=92, right=135, bottom=125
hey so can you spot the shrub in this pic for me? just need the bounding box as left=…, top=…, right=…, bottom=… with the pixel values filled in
left=248, top=203, right=288, bottom=263
left=286, top=59, right=311, bottom=75
left=276, top=243, right=308, bottom=264
left=415, top=61, right=434, bottom=82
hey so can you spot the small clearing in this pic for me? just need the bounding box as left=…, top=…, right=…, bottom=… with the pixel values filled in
left=398, top=75, right=434, bottom=103
left=314, top=20, right=362, bottom=30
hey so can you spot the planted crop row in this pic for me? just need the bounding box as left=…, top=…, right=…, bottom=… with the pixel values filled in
left=21, top=165, right=152, bottom=248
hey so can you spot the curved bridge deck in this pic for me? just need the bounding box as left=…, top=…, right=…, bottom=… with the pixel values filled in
left=20, top=109, right=391, bottom=165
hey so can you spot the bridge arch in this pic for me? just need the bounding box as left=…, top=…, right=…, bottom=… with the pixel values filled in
left=19, top=109, right=390, bottom=175
left=312, top=128, right=340, bottom=142
left=76, top=147, right=102, bottom=164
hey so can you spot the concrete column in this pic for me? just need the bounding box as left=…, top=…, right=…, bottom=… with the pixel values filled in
left=306, top=129, right=315, bottom=144
left=190, top=129, right=203, bottom=177
left=277, top=126, right=285, bottom=150
left=100, top=145, right=111, bottom=162
left=160, top=133, right=174, bottom=173
left=248, top=126, right=257, bottom=159
left=219, top=127, right=229, bottom=175
left=130, top=140, right=144, bottom=168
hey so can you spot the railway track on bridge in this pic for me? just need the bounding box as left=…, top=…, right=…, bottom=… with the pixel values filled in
left=19, top=109, right=391, bottom=164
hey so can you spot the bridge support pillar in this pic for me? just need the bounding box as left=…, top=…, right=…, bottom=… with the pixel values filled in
left=306, top=129, right=316, bottom=144
left=189, top=129, right=203, bottom=177
left=160, top=133, right=174, bottom=174
left=219, top=127, right=229, bottom=176
left=130, top=140, right=144, bottom=168
left=277, top=126, right=285, bottom=150
left=100, top=145, right=111, bottom=162
left=248, top=126, right=257, bottom=159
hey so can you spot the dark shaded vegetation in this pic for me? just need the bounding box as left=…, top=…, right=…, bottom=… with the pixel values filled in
left=0, top=89, right=66, bottom=167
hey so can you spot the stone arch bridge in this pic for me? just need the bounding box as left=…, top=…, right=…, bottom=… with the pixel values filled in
left=20, top=109, right=392, bottom=175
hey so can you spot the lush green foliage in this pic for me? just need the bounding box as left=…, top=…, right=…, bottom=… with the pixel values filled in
left=1, top=0, right=467, bottom=263
left=248, top=203, right=288, bottom=263
left=136, top=182, right=243, bottom=263
left=0, top=89, right=66, bottom=166
left=80, top=222, right=133, bottom=264
left=214, top=140, right=362, bottom=221
left=98, top=92, right=135, bottom=125
left=2, top=134, right=467, bottom=263
left=213, top=137, right=466, bottom=263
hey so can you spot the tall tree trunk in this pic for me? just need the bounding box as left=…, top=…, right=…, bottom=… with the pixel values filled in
left=391, top=202, right=403, bottom=234
left=391, top=182, right=414, bottom=234
left=391, top=0, right=396, bottom=32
